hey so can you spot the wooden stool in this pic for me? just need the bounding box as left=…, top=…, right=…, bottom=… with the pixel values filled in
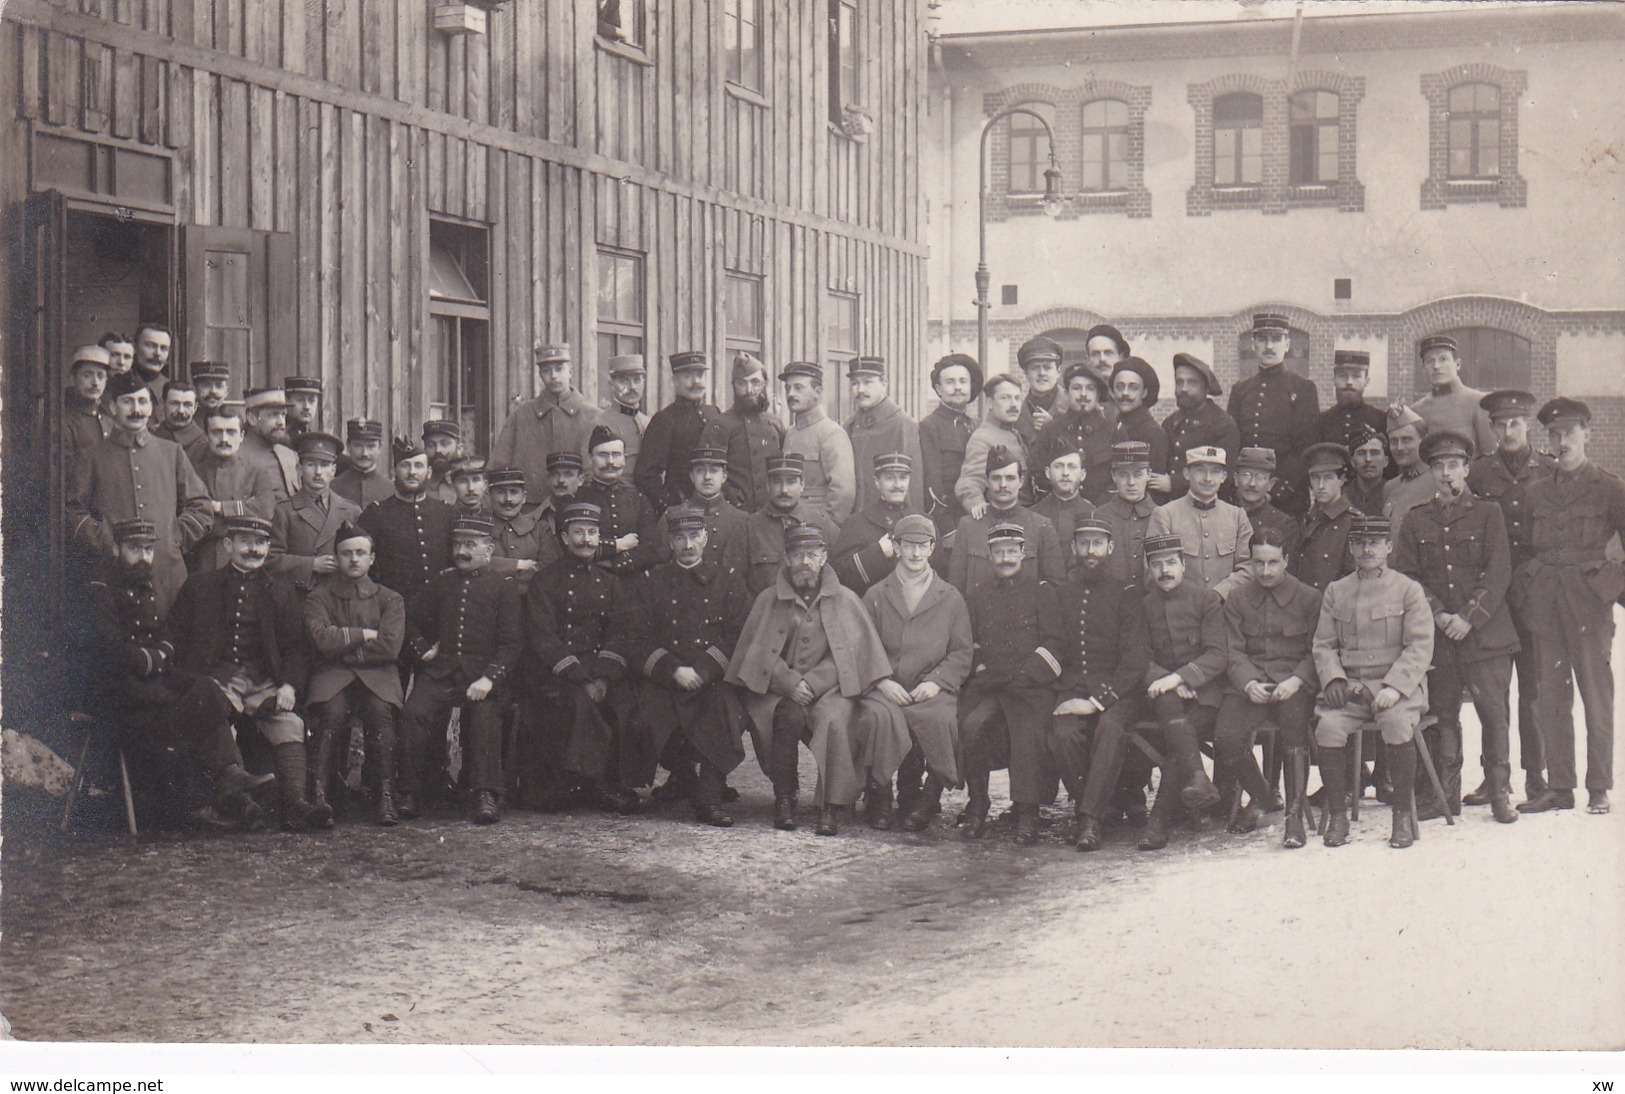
left=59, top=711, right=138, bottom=839
left=1223, top=720, right=1314, bottom=834
left=1350, top=718, right=1452, bottom=826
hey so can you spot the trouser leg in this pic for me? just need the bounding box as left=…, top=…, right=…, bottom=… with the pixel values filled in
left=693, top=749, right=726, bottom=807
left=463, top=699, right=506, bottom=793
left=1422, top=643, right=1465, bottom=812
left=769, top=702, right=808, bottom=798
left=1467, top=654, right=1514, bottom=779
left=895, top=746, right=925, bottom=813
left=1510, top=604, right=1545, bottom=777
left=398, top=676, right=454, bottom=801
left=1535, top=612, right=1579, bottom=791
left=1214, top=694, right=1272, bottom=804
left=309, top=689, right=354, bottom=809
left=1080, top=704, right=1135, bottom=819
left=1049, top=714, right=1093, bottom=804
left=1570, top=611, right=1616, bottom=792
left=1151, top=691, right=1217, bottom=810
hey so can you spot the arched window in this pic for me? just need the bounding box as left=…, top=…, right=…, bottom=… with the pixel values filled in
left=1080, top=99, right=1129, bottom=191
left=1005, top=102, right=1056, bottom=194
left=1236, top=324, right=1311, bottom=381
left=1213, top=93, right=1263, bottom=186
left=1447, top=83, right=1501, bottom=179
left=1289, top=90, right=1339, bottom=185
left=1414, top=327, right=1531, bottom=394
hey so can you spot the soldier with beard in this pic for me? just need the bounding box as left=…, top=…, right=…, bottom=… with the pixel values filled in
left=423, top=420, right=465, bottom=505
left=1014, top=336, right=1065, bottom=449
left=1034, top=364, right=1113, bottom=506
left=333, top=418, right=392, bottom=508
left=846, top=357, right=924, bottom=514
left=152, top=380, right=208, bottom=467
left=241, top=387, right=300, bottom=499
left=191, top=405, right=284, bottom=572
left=1317, top=351, right=1387, bottom=452
left=1110, top=358, right=1173, bottom=503
left=1162, top=354, right=1239, bottom=501
left=743, top=455, right=839, bottom=597
left=917, top=353, right=981, bottom=543
left=284, top=376, right=324, bottom=442
left=701, top=352, right=784, bottom=514
left=358, top=438, right=457, bottom=607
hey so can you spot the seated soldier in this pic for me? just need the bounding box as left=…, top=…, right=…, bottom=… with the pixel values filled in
left=521, top=501, right=642, bottom=814
left=629, top=508, right=752, bottom=828
left=168, top=515, right=327, bottom=831
left=861, top=514, right=973, bottom=831
left=398, top=516, right=522, bottom=823
left=1217, top=527, right=1322, bottom=846
left=1049, top=517, right=1151, bottom=852
left=833, top=452, right=923, bottom=594
left=956, top=522, right=1067, bottom=846
left=1137, top=533, right=1226, bottom=851
left=947, top=445, right=1065, bottom=597
left=487, top=467, right=557, bottom=588
left=80, top=518, right=269, bottom=830
left=1312, top=515, right=1435, bottom=849
left=743, top=453, right=838, bottom=597
left=726, top=522, right=910, bottom=837
left=651, top=444, right=748, bottom=575
left=303, top=521, right=406, bottom=826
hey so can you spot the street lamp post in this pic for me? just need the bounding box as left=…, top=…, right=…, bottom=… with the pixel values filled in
left=976, top=106, right=1064, bottom=372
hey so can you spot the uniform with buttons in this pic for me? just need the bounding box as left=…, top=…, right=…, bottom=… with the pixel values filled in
left=1227, top=365, right=1320, bottom=514
left=1145, top=492, right=1254, bottom=595
left=358, top=494, right=457, bottom=604
left=1294, top=493, right=1357, bottom=592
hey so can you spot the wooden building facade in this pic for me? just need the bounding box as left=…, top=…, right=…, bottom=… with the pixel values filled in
left=0, top=0, right=929, bottom=699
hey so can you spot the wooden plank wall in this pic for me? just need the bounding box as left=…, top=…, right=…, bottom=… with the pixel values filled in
left=5, top=0, right=926, bottom=434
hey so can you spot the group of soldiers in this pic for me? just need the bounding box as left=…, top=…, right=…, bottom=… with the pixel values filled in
left=62, top=313, right=1623, bottom=850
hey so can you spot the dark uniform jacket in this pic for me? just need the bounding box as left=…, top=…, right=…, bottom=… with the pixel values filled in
left=653, top=491, right=749, bottom=576
left=82, top=559, right=180, bottom=709
left=1034, top=407, right=1115, bottom=505
left=1222, top=575, right=1321, bottom=692
left=1468, top=446, right=1556, bottom=570
left=633, top=558, right=751, bottom=688
left=1015, top=388, right=1063, bottom=451
left=947, top=504, right=1067, bottom=596
left=524, top=555, right=634, bottom=686
left=1227, top=365, right=1320, bottom=513
left=64, top=389, right=109, bottom=476
left=701, top=405, right=785, bottom=513
left=1112, top=407, right=1173, bottom=498
left=333, top=466, right=393, bottom=509
left=169, top=564, right=311, bottom=699
left=1346, top=476, right=1386, bottom=520
left=1055, top=568, right=1148, bottom=712
left=743, top=503, right=839, bottom=597
left=966, top=571, right=1067, bottom=690
left=304, top=575, right=407, bottom=707
left=1522, top=460, right=1625, bottom=617
left=847, top=397, right=925, bottom=514
left=634, top=398, right=721, bottom=514
left=358, top=494, right=457, bottom=604
left=405, top=567, right=523, bottom=689
left=1031, top=492, right=1096, bottom=554
left=1317, top=401, right=1387, bottom=453
left=576, top=476, right=663, bottom=575
left=1162, top=399, right=1241, bottom=499
left=1242, top=499, right=1302, bottom=565
left=918, top=403, right=975, bottom=535
left=490, top=503, right=560, bottom=586
left=269, top=489, right=364, bottom=593
left=153, top=419, right=209, bottom=467
left=191, top=451, right=285, bottom=571
left=1143, top=580, right=1229, bottom=707
left=1096, top=493, right=1158, bottom=583
left=831, top=500, right=921, bottom=593
left=1294, top=493, right=1356, bottom=591
left=1393, top=491, right=1519, bottom=663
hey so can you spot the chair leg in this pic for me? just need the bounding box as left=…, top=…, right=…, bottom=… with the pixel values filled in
left=60, top=724, right=95, bottom=833
left=1351, top=730, right=1363, bottom=821
left=1413, top=730, right=1452, bottom=827
left=117, top=748, right=138, bottom=839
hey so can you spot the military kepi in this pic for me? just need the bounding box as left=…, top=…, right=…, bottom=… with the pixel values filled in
left=225, top=514, right=273, bottom=538
left=346, top=418, right=384, bottom=442
left=666, top=507, right=707, bottom=533
left=1236, top=446, right=1277, bottom=471
left=561, top=501, right=602, bottom=526
left=785, top=523, right=826, bottom=550
left=488, top=467, right=526, bottom=487
left=669, top=351, right=708, bottom=373
left=847, top=355, right=885, bottom=379
left=452, top=515, right=496, bottom=539
left=1419, top=335, right=1458, bottom=357
left=546, top=451, right=584, bottom=472
left=112, top=517, right=158, bottom=544
left=1110, top=440, right=1151, bottom=469
left=1143, top=533, right=1183, bottom=557
left=766, top=453, right=805, bottom=477
left=1350, top=515, right=1392, bottom=538
left=778, top=361, right=822, bottom=383
left=1333, top=350, right=1371, bottom=371
left=987, top=522, right=1025, bottom=546
left=873, top=452, right=913, bottom=474
left=1252, top=313, right=1290, bottom=335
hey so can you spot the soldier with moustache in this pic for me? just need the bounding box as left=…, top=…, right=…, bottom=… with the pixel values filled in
left=1382, top=405, right=1437, bottom=530
left=358, top=437, right=457, bottom=608
left=152, top=380, right=209, bottom=468
left=333, top=418, right=393, bottom=509
left=846, top=356, right=924, bottom=514
left=832, top=452, right=923, bottom=594
left=189, top=361, right=232, bottom=424
left=1083, top=324, right=1131, bottom=425
left=486, top=467, right=558, bottom=586
left=781, top=360, right=857, bottom=530
left=491, top=342, right=598, bottom=492
left=63, top=345, right=111, bottom=478
left=1146, top=445, right=1253, bottom=596
left=1162, top=354, right=1240, bottom=501
left=130, top=321, right=174, bottom=403
left=1294, top=443, right=1359, bottom=592
left=1034, top=364, right=1113, bottom=506
left=282, top=376, right=323, bottom=443
left=1110, top=358, right=1173, bottom=504
left=955, top=374, right=1029, bottom=522
left=636, top=351, right=721, bottom=516
left=1317, top=351, right=1388, bottom=452
left=1465, top=390, right=1555, bottom=806
left=577, top=425, right=662, bottom=576
left=399, top=516, right=523, bottom=823
left=239, top=387, right=300, bottom=500
left=1233, top=447, right=1301, bottom=564
left=268, top=432, right=363, bottom=596
left=591, top=354, right=650, bottom=478
left=651, top=445, right=748, bottom=575
left=917, top=353, right=981, bottom=545
left=1393, top=430, right=1520, bottom=824
left=700, top=352, right=785, bottom=514
left=947, top=446, right=1066, bottom=597
left=1095, top=441, right=1159, bottom=584
left=190, top=404, right=284, bottom=572
left=743, top=454, right=839, bottom=598
left=1014, top=336, right=1066, bottom=451
left=1228, top=313, right=1320, bottom=515
left=1345, top=426, right=1391, bottom=519
left=422, top=419, right=465, bottom=506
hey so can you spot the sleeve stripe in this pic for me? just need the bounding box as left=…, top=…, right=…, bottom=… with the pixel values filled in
left=644, top=649, right=669, bottom=677
left=600, top=650, right=627, bottom=667
left=706, top=646, right=730, bottom=669
left=552, top=655, right=581, bottom=674
left=1036, top=647, right=1062, bottom=677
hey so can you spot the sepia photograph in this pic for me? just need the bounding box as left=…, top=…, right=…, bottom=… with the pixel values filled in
left=0, top=0, right=1621, bottom=1076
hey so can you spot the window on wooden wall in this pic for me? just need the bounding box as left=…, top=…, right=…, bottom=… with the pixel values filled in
left=725, top=273, right=765, bottom=360
left=828, top=0, right=858, bottom=124
left=1289, top=90, right=1340, bottom=186
left=597, top=0, right=647, bottom=49
left=826, top=290, right=858, bottom=416
left=1447, top=84, right=1501, bottom=180
left=428, top=219, right=491, bottom=454
left=1214, top=93, right=1264, bottom=186
left=726, top=0, right=763, bottom=92
left=1235, top=324, right=1311, bottom=381
left=1415, top=327, right=1531, bottom=394
left=596, top=248, right=646, bottom=368
left=1080, top=99, right=1129, bottom=192
left=1006, top=101, right=1056, bottom=195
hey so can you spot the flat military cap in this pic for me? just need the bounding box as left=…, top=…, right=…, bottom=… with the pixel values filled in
left=334, top=520, right=371, bottom=548
left=284, top=376, right=322, bottom=395
left=669, top=350, right=708, bottom=372
left=107, top=370, right=150, bottom=399
left=70, top=345, right=111, bottom=371
left=1235, top=446, right=1277, bottom=472
left=766, top=454, right=806, bottom=478
left=892, top=514, right=936, bottom=542
left=1386, top=404, right=1424, bottom=434
left=784, top=523, right=827, bottom=551
left=665, top=507, right=707, bottom=534
left=778, top=361, right=822, bottom=383
left=1171, top=352, right=1222, bottom=397
left=346, top=418, right=384, bottom=442
left=987, top=522, right=1026, bottom=546
left=534, top=343, right=571, bottom=365
left=559, top=501, right=601, bottom=526
left=1420, top=430, right=1473, bottom=464
left=546, top=451, right=585, bottom=472
left=1110, top=440, right=1152, bottom=469
left=872, top=452, right=913, bottom=474
left=1072, top=516, right=1113, bottom=539
left=391, top=435, right=426, bottom=464
left=190, top=360, right=231, bottom=382
left=1110, top=357, right=1161, bottom=405
left=607, top=354, right=645, bottom=376
left=1537, top=397, right=1590, bottom=428
left=1143, top=533, right=1183, bottom=557
left=1349, top=515, right=1392, bottom=538
left=1184, top=445, right=1227, bottom=468
left=487, top=467, right=526, bottom=488
left=293, top=431, right=344, bottom=463
left=1062, top=362, right=1108, bottom=401
left=1480, top=389, right=1537, bottom=422
left=1084, top=324, right=1130, bottom=358
left=1418, top=335, right=1458, bottom=358
left=1303, top=442, right=1351, bottom=474
left=1251, top=313, right=1291, bottom=335
left=588, top=423, right=622, bottom=452
left=112, top=517, right=158, bottom=545
left=689, top=445, right=729, bottom=467
left=449, top=456, right=488, bottom=479
left=1332, top=350, right=1371, bottom=371
left=422, top=419, right=460, bottom=441
left=451, top=515, right=496, bottom=539
left=224, top=514, right=273, bottom=538
left=847, top=355, right=885, bottom=379
left=244, top=387, right=288, bottom=411
left=1017, top=336, right=1063, bottom=368
left=985, top=444, right=1021, bottom=475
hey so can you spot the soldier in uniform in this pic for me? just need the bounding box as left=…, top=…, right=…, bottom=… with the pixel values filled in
left=955, top=374, right=1029, bottom=520
left=726, top=523, right=910, bottom=837
left=1312, top=515, right=1435, bottom=848
left=1014, top=336, right=1065, bottom=448
left=1217, top=527, right=1321, bottom=846
left=448, top=456, right=492, bottom=518
left=832, top=452, right=923, bottom=594
left=1518, top=397, right=1625, bottom=816
left=491, top=343, right=598, bottom=494
left=1345, top=425, right=1390, bottom=518
left=358, top=437, right=457, bottom=607
left=577, top=425, right=662, bottom=576
left=1163, top=353, right=1240, bottom=501
left=1137, top=534, right=1227, bottom=851
left=1084, top=324, right=1131, bottom=425
left=651, top=445, right=749, bottom=574
left=190, top=360, right=232, bottom=420
left=283, top=376, right=324, bottom=442
left=948, top=446, right=1066, bottom=596
left=1294, top=442, right=1359, bottom=592
left=628, top=508, right=751, bottom=827
left=168, top=515, right=329, bottom=830
left=1466, top=389, right=1554, bottom=804
left=240, top=387, right=300, bottom=499
left=861, top=514, right=973, bottom=831
left=545, top=449, right=586, bottom=504
left=1382, top=404, right=1437, bottom=530
left=1096, top=441, right=1159, bottom=584
left=268, top=431, right=364, bottom=596
left=1110, top=357, right=1173, bottom=503
left=917, top=353, right=980, bottom=543
left=1393, top=430, right=1520, bottom=824
left=152, top=380, right=208, bottom=467
left=743, top=454, right=838, bottom=597
left=333, top=418, right=392, bottom=509
left=846, top=356, right=924, bottom=514
left=1233, top=447, right=1301, bottom=564
left=591, top=354, right=650, bottom=479
left=131, top=321, right=173, bottom=397
left=191, top=405, right=283, bottom=572
left=422, top=419, right=464, bottom=506
left=1049, top=517, right=1150, bottom=852
left=1030, top=444, right=1095, bottom=549
left=98, top=330, right=135, bottom=378
left=520, top=501, right=641, bottom=814
left=956, top=522, right=1067, bottom=845
left=701, top=352, right=784, bottom=514
left=303, top=521, right=405, bottom=825
left=1034, top=364, right=1113, bottom=505
left=399, top=516, right=523, bottom=823
left=1411, top=335, right=1496, bottom=459
left=1146, top=445, right=1253, bottom=595
left=780, top=361, right=856, bottom=530
left=486, top=467, right=556, bottom=586
left=1227, top=313, right=1320, bottom=514
left=636, top=351, right=721, bottom=515
left=63, top=345, right=111, bottom=477
left=1317, top=351, right=1388, bottom=451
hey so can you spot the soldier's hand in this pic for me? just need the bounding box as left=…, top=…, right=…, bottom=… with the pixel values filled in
left=1245, top=681, right=1274, bottom=705
left=274, top=684, right=297, bottom=712
left=1322, top=679, right=1349, bottom=709
left=875, top=678, right=912, bottom=706
left=1148, top=472, right=1173, bottom=494
left=586, top=679, right=609, bottom=704
left=1175, top=683, right=1198, bottom=701
left=672, top=666, right=704, bottom=691
left=1373, top=685, right=1402, bottom=711
left=360, top=629, right=380, bottom=643
left=615, top=534, right=639, bottom=553
left=465, top=676, right=493, bottom=702
left=517, top=559, right=538, bottom=572
left=312, top=554, right=339, bottom=574
left=1440, top=613, right=1471, bottom=641
left=909, top=681, right=942, bottom=704
left=879, top=536, right=897, bottom=559
left=1053, top=697, right=1100, bottom=717
left=1031, top=405, right=1053, bottom=430
left=791, top=680, right=816, bottom=707
left=421, top=642, right=439, bottom=662
left=1272, top=676, right=1304, bottom=702
left=1147, top=673, right=1184, bottom=698
left=967, top=499, right=988, bottom=521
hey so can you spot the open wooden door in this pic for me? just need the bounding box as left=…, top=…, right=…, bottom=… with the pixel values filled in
left=182, top=225, right=296, bottom=393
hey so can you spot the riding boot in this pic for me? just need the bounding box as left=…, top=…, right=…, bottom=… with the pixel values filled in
left=1165, top=714, right=1220, bottom=812
left=1387, top=740, right=1418, bottom=848
left=1282, top=747, right=1309, bottom=849
left=902, top=774, right=944, bottom=832
left=275, top=741, right=331, bottom=830
left=960, top=770, right=991, bottom=839
left=307, top=719, right=335, bottom=815
left=370, top=715, right=398, bottom=826
left=1488, top=764, right=1518, bottom=825
left=1320, top=746, right=1350, bottom=847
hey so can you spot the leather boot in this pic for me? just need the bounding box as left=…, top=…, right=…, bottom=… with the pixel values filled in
left=901, top=775, right=944, bottom=832
left=1525, top=770, right=1548, bottom=800
left=1136, top=814, right=1169, bottom=851
left=1320, top=746, right=1350, bottom=847
left=894, top=748, right=925, bottom=816
left=1463, top=778, right=1491, bottom=807
left=1489, top=766, right=1518, bottom=824
left=473, top=788, right=500, bottom=824
left=864, top=780, right=895, bottom=830
left=1013, top=803, right=1039, bottom=846
left=1166, top=716, right=1220, bottom=813
left=1074, top=811, right=1102, bottom=852
left=1282, top=748, right=1309, bottom=850
left=275, top=742, right=332, bottom=830
left=371, top=718, right=398, bottom=826
left=307, top=720, right=335, bottom=817
left=773, top=794, right=798, bottom=831
left=960, top=771, right=991, bottom=839
left=1518, top=788, right=1575, bottom=813
left=814, top=804, right=841, bottom=837
left=1386, top=741, right=1418, bottom=848
left=214, top=762, right=276, bottom=796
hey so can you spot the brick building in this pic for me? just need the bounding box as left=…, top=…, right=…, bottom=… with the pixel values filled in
left=923, top=2, right=1625, bottom=470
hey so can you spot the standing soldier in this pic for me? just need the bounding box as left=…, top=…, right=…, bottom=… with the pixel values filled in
left=190, top=361, right=232, bottom=421
left=1467, top=389, right=1554, bottom=805
left=486, top=468, right=556, bottom=586
left=1412, top=335, right=1496, bottom=459
left=333, top=418, right=392, bottom=509
left=947, top=446, right=1066, bottom=596
left=1518, top=398, right=1625, bottom=816
left=1030, top=445, right=1095, bottom=548
left=636, top=351, right=720, bottom=515
left=832, top=452, right=923, bottom=594
left=283, top=376, right=324, bottom=442
left=917, top=353, right=980, bottom=542
left=1145, top=446, right=1253, bottom=595
left=448, top=456, right=491, bottom=518
left=131, top=321, right=174, bottom=397
left=1394, top=430, right=1520, bottom=824
left=743, top=454, right=838, bottom=597
left=1084, top=324, right=1131, bottom=425
left=268, top=432, right=363, bottom=596
left=651, top=445, right=749, bottom=575
left=98, top=330, right=135, bottom=378
left=240, top=387, right=300, bottom=500
left=63, top=345, right=111, bottom=477
left=1312, top=515, right=1435, bottom=848
left=303, top=522, right=405, bottom=826
left=955, top=373, right=1029, bottom=519
left=1345, top=426, right=1391, bottom=518
left=780, top=361, right=856, bottom=530
left=398, top=516, right=523, bottom=823
left=1233, top=447, right=1301, bottom=564
left=357, top=437, right=457, bottom=607
left=591, top=355, right=650, bottom=479
left=576, top=426, right=662, bottom=576
left=152, top=380, right=208, bottom=467
left=628, top=508, right=752, bottom=828
left=1110, top=358, right=1173, bottom=502
left=191, top=405, right=284, bottom=572
left=491, top=343, right=598, bottom=492
left=1228, top=313, right=1320, bottom=514
left=1014, top=336, right=1065, bottom=448
left=846, top=356, right=924, bottom=514
left=701, top=352, right=784, bottom=514
left=1163, top=353, right=1240, bottom=501
left=1294, top=443, right=1359, bottom=592
left=1317, top=351, right=1387, bottom=451
left=1035, top=364, right=1113, bottom=505
left=1382, top=405, right=1437, bottom=530
left=422, top=419, right=464, bottom=505
left=1096, top=441, right=1159, bottom=584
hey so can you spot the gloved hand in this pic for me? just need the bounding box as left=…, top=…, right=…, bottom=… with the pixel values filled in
left=1322, top=679, right=1349, bottom=709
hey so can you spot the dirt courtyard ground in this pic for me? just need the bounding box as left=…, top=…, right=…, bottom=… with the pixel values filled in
left=3, top=631, right=1622, bottom=1051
